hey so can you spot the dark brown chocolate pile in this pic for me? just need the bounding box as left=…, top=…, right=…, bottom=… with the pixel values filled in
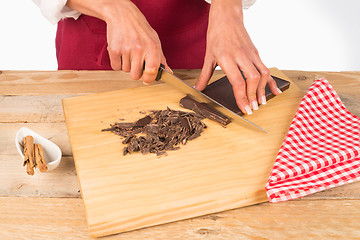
left=102, top=108, right=206, bottom=156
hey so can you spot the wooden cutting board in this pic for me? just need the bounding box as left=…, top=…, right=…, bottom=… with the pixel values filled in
left=62, top=68, right=304, bottom=237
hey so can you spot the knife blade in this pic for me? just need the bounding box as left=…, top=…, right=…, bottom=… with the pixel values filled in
left=155, top=64, right=267, bottom=133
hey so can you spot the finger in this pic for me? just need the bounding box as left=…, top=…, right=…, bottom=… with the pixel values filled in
left=237, top=58, right=261, bottom=111
left=143, top=52, right=160, bottom=85
left=252, top=59, right=270, bottom=105
left=161, top=54, right=173, bottom=74
left=122, top=53, right=131, bottom=72
left=195, top=55, right=216, bottom=91
left=267, top=75, right=282, bottom=95
left=129, top=53, right=143, bottom=80
left=108, top=47, right=122, bottom=71
left=220, top=60, right=252, bottom=115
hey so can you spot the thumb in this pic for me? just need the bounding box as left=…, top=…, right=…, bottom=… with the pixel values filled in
left=195, top=55, right=216, bottom=91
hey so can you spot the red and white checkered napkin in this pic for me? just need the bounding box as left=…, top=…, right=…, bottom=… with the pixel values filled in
left=266, top=78, right=360, bottom=203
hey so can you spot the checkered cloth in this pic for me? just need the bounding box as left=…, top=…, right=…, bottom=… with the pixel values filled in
left=266, top=78, right=360, bottom=203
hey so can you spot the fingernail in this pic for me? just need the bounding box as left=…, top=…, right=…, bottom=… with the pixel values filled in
left=169, top=67, right=174, bottom=74
left=277, top=88, right=282, bottom=94
left=143, top=81, right=150, bottom=85
left=251, top=100, right=258, bottom=110
left=261, top=96, right=267, bottom=105
left=245, top=105, right=253, bottom=115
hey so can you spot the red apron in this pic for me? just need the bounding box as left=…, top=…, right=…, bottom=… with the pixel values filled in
left=56, top=0, right=210, bottom=70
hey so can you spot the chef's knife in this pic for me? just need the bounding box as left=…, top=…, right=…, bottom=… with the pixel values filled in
left=154, top=64, right=268, bottom=133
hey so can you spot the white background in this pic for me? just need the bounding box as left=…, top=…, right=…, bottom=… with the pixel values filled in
left=0, top=0, right=359, bottom=71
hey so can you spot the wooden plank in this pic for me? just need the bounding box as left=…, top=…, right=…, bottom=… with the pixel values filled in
left=0, top=70, right=143, bottom=95
left=62, top=68, right=307, bottom=236
left=0, top=123, right=72, bottom=156
left=0, top=197, right=90, bottom=240
left=0, top=95, right=79, bottom=123
left=1, top=197, right=359, bottom=239
left=302, top=181, right=360, bottom=200
left=283, top=70, right=360, bottom=92
left=0, top=69, right=358, bottom=97
left=283, top=70, right=360, bottom=116
left=0, top=70, right=225, bottom=95
left=0, top=156, right=80, bottom=197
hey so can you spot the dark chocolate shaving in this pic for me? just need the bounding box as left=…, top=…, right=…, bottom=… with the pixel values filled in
left=134, top=115, right=152, bottom=127
left=179, top=95, right=230, bottom=127
left=102, top=108, right=206, bottom=156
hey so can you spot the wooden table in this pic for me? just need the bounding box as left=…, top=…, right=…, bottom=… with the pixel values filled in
left=1, top=69, right=359, bottom=239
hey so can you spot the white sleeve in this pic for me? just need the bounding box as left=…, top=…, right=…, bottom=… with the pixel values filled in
left=32, top=0, right=81, bottom=24
left=204, top=0, right=256, bottom=9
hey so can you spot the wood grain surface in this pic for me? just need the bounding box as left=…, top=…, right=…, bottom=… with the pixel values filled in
left=0, top=69, right=359, bottom=239
left=1, top=197, right=359, bottom=240
left=0, top=70, right=225, bottom=95
left=62, top=68, right=305, bottom=237
left=282, top=70, right=360, bottom=116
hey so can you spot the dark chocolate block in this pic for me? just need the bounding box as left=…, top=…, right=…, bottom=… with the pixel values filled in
left=202, top=75, right=290, bottom=115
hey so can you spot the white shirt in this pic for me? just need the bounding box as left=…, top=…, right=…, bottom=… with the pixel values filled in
left=32, top=0, right=256, bottom=25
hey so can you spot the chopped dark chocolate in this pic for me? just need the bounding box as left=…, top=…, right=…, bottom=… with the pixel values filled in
left=114, top=122, right=134, bottom=129
left=102, top=108, right=206, bottom=156
left=134, top=115, right=152, bottom=127
left=122, top=134, right=134, bottom=144
left=179, top=95, right=230, bottom=127
left=123, top=147, right=129, bottom=155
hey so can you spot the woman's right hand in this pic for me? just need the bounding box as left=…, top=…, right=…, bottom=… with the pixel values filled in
left=66, top=0, right=171, bottom=84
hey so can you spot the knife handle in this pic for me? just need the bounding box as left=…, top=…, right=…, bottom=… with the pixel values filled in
left=155, top=63, right=165, bottom=81
left=142, top=63, right=164, bottom=82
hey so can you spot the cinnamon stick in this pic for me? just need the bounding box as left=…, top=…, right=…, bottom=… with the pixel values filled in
left=23, top=135, right=35, bottom=175
left=34, top=143, right=48, bottom=172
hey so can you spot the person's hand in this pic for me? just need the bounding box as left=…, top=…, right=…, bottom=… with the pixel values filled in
left=195, top=0, right=281, bottom=115
left=67, top=0, right=171, bottom=84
